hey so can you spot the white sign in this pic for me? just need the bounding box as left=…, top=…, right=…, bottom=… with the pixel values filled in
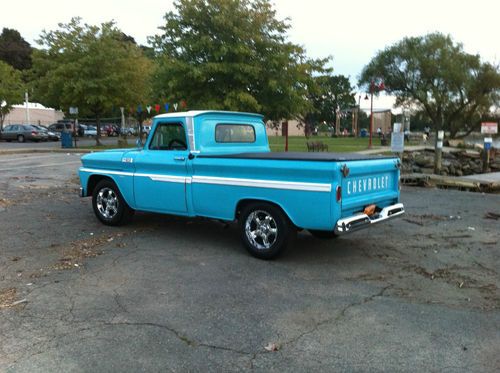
left=481, top=122, right=498, bottom=134
left=391, top=132, right=404, bottom=152
left=69, top=107, right=78, bottom=115
left=393, top=122, right=402, bottom=132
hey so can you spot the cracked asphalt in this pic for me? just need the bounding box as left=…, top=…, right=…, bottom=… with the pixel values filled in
left=0, top=153, right=499, bottom=372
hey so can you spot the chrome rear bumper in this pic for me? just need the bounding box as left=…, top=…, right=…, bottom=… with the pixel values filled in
left=334, top=203, right=405, bottom=235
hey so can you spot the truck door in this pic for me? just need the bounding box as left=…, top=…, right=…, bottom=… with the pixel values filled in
left=133, top=121, right=189, bottom=214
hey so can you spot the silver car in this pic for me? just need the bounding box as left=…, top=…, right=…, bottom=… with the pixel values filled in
left=0, top=124, right=49, bottom=142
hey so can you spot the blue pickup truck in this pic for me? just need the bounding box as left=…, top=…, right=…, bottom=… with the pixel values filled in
left=79, top=111, right=404, bottom=259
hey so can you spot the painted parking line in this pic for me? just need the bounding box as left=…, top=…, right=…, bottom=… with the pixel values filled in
left=0, top=160, right=82, bottom=172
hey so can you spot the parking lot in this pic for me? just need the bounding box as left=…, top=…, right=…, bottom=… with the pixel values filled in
left=0, top=153, right=499, bottom=372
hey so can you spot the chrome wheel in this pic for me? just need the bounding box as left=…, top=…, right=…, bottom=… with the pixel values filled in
left=245, top=210, right=278, bottom=250
left=96, top=187, right=119, bottom=219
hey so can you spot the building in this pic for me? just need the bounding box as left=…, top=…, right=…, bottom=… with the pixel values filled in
left=371, top=110, right=392, bottom=134
left=3, top=102, right=64, bottom=127
left=266, top=120, right=305, bottom=137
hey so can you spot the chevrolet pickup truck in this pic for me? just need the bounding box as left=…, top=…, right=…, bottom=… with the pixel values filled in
left=79, top=111, right=404, bottom=259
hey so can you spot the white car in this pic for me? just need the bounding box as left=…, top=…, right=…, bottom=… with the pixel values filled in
left=84, top=125, right=97, bottom=137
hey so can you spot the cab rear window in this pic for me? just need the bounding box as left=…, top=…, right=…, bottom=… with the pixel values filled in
left=215, top=124, right=255, bottom=143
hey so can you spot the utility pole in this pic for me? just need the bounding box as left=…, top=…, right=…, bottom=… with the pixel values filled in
left=25, top=91, right=30, bottom=124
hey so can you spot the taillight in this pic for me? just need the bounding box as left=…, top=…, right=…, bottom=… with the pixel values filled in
left=31, top=131, right=38, bottom=135
left=336, top=185, right=342, bottom=202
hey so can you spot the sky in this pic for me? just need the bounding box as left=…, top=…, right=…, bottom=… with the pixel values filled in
left=3, top=0, right=500, bottom=111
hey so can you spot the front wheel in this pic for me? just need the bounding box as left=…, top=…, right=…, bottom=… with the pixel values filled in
left=239, top=202, right=292, bottom=259
left=92, top=180, right=134, bottom=226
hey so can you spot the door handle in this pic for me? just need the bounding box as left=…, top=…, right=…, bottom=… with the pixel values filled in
left=174, top=156, right=185, bottom=161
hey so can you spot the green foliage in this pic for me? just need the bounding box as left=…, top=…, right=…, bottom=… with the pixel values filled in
left=0, top=28, right=33, bottom=70
left=302, top=74, right=355, bottom=133
left=31, top=18, right=153, bottom=142
left=150, top=0, right=326, bottom=120
left=0, top=61, right=24, bottom=129
left=359, top=33, right=500, bottom=138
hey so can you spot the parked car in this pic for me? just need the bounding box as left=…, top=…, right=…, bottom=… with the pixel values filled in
left=0, top=124, right=49, bottom=142
left=48, top=122, right=85, bottom=136
left=142, top=125, right=152, bottom=134
left=84, top=125, right=97, bottom=137
left=121, top=126, right=138, bottom=136
left=79, top=110, right=405, bottom=259
left=32, top=125, right=60, bottom=141
left=102, top=124, right=119, bottom=137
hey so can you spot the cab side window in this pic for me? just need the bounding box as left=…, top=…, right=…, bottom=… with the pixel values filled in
left=149, top=123, right=188, bottom=151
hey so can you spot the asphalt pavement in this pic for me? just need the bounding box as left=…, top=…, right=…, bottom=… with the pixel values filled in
left=0, top=153, right=499, bottom=372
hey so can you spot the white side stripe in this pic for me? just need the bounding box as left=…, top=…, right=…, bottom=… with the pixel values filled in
left=192, top=176, right=331, bottom=192
left=79, top=168, right=330, bottom=192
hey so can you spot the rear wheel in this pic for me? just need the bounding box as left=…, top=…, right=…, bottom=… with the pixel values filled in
left=239, top=202, right=292, bottom=259
left=309, top=230, right=337, bottom=239
left=17, top=135, right=25, bottom=143
left=92, top=180, right=134, bottom=226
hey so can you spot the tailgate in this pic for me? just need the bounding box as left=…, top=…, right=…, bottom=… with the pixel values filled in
left=340, top=158, right=400, bottom=217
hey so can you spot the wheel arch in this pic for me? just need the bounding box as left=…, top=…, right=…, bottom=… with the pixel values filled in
left=235, top=198, right=297, bottom=228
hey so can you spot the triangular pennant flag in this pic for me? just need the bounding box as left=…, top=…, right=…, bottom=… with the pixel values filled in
left=155, top=104, right=160, bottom=113
left=164, top=103, right=169, bottom=112
left=180, top=100, right=187, bottom=108
left=173, top=103, right=178, bottom=111
left=137, top=104, right=142, bottom=113
left=146, top=105, right=152, bottom=114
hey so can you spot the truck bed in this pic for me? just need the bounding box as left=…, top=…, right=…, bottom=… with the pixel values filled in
left=197, top=152, right=395, bottom=162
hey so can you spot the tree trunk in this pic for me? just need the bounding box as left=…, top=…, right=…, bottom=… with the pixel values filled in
left=95, top=116, right=102, bottom=146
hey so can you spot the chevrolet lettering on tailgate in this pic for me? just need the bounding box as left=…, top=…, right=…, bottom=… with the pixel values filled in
left=347, top=174, right=391, bottom=195
left=79, top=110, right=404, bottom=260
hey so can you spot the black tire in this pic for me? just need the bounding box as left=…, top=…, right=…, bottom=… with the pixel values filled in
left=239, top=202, right=292, bottom=259
left=92, top=179, right=134, bottom=226
left=17, top=135, right=25, bottom=143
left=309, top=230, right=337, bottom=239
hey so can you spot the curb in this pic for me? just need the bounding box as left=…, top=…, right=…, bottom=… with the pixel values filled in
left=0, top=148, right=94, bottom=155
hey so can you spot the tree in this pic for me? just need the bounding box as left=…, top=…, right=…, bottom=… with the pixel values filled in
left=32, top=18, right=153, bottom=144
left=0, top=61, right=24, bottom=130
left=302, top=74, right=355, bottom=135
left=0, top=28, right=33, bottom=70
left=359, top=33, right=500, bottom=138
left=150, top=0, right=326, bottom=121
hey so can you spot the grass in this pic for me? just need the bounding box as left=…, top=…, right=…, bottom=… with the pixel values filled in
left=78, top=136, right=381, bottom=153
left=268, top=136, right=380, bottom=152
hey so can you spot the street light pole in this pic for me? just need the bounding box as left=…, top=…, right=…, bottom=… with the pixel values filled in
left=369, top=89, right=374, bottom=149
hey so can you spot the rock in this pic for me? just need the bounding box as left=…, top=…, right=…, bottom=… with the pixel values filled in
left=421, top=167, right=434, bottom=174
left=415, top=155, right=434, bottom=168
left=455, top=169, right=463, bottom=177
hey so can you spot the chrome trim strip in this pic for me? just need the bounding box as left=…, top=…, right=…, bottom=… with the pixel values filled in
left=80, top=168, right=331, bottom=191
left=79, top=167, right=132, bottom=177
left=192, top=175, right=331, bottom=192
left=335, top=203, right=405, bottom=234
left=144, top=174, right=186, bottom=184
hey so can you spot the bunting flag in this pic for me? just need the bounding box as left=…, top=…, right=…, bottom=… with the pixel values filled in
left=173, top=103, right=178, bottom=111
left=180, top=100, right=187, bottom=108
left=164, top=103, right=170, bottom=112
left=137, top=105, right=142, bottom=113
left=155, top=104, right=160, bottom=113
left=146, top=105, right=152, bottom=114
